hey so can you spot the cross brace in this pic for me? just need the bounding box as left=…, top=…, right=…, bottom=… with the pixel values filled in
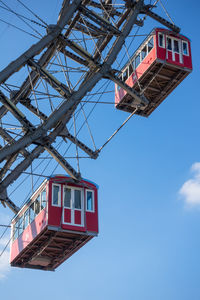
left=108, top=72, right=149, bottom=109
left=0, top=0, right=144, bottom=164
left=141, top=6, right=180, bottom=33
left=79, top=4, right=121, bottom=35
left=0, top=0, right=181, bottom=213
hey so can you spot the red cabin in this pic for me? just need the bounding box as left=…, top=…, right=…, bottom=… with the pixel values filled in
left=115, top=28, right=192, bottom=117
left=10, top=175, right=98, bottom=271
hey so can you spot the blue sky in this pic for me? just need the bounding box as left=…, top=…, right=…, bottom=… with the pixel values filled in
left=0, top=0, right=200, bottom=299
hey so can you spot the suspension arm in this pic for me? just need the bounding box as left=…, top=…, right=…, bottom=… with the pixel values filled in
left=107, top=72, right=149, bottom=109
left=141, top=6, right=180, bottom=33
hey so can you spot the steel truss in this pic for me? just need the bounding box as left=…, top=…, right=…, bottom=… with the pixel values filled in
left=0, top=0, right=180, bottom=213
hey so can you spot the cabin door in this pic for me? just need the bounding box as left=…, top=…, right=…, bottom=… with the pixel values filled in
left=167, top=36, right=182, bottom=64
left=62, top=186, right=84, bottom=227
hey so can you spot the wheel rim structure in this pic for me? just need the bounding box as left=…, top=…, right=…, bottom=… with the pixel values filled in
left=0, top=0, right=180, bottom=213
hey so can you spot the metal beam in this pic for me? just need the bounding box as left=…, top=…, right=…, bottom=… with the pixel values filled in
left=0, top=127, right=29, bottom=157
left=59, top=48, right=89, bottom=67
left=79, top=4, right=121, bottom=35
left=57, top=0, right=81, bottom=29
left=93, top=8, right=130, bottom=61
left=0, top=30, right=60, bottom=85
left=75, top=20, right=106, bottom=37
left=0, top=90, right=34, bottom=131
left=149, top=71, right=171, bottom=81
left=0, top=189, right=19, bottom=213
left=0, top=145, right=45, bottom=194
left=107, top=72, right=148, bottom=108
left=59, top=36, right=97, bottom=66
left=20, top=100, right=48, bottom=121
left=0, top=116, right=83, bottom=192
left=64, top=131, right=98, bottom=159
left=0, top=0, right=81, bottom=84
left=141, top=6, right=180, bottom=33
left=88, top=0, right=121, bottom=17
left=0, top=154, right=18, bottom=180
left=45, top=145, right=81, bottom=180
left=0, top=0, right=144, bottom=162
left=28, top=59, right=71, bottom=98
left=0, top=45, right=58, bottom=121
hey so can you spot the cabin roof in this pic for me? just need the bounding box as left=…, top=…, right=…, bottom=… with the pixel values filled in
left=49, top=174, right=99, bottom=189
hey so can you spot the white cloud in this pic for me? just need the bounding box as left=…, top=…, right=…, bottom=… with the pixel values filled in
left=179, top=162, right=200, bottom=207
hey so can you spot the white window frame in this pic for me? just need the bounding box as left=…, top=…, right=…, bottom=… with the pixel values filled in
left=86, top=189, right=95, bottom=213
left=62, top=185, right=84, bottom=226
left=73, top=187, right=83, bottom=211
left=147, top=36, right=154, bottom=54
left=182, top=40, right=189, bottom=56
left=166, top=36, right=172, bottom=51
left=18, top=215, right=24, bottom=236
left=13, top=220, right=18, bottom=242
left=63, top=186, right=72, bottom=209
left=41, top=188, right=47, bottom=210
left=141, top=44, right=147, bottom=61
left=123, top=67, right=128, bottom=82
left=173, top=37, right=180, bottom=54
left=166, top=36, right=183, bottom=63
left=24, top=208, right=29, bottom=229
left=34, top=194, right=41, bottom=215
left=158, top=33, right=165, bottom=48
left=52, top=183, right=61, bottom=207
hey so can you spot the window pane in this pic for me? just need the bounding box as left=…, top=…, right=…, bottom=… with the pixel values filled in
left=129, top=63, right=133, bottom=76
left=18, top=216, right=23, bottom=236
left=148, top=37, right=154, bottom=53
left=158, top=34, right=164, bottom=47
left=41, top=189, right=46, bottom=209
left=174, top=40, right=179, bottom=53
left=30, top=202, right=35, bottom=223
left=141, top=45, right=147, bottom=60
left=64, top=188, right=71, bottom=208
left=52, top=185, right=60, bottom=206
left=24, top=209, right=29, bottom=229
left=13, top=221, right=19, bottom=240
left=74, top=190, right=81, bottom=209
left=123, top=68, right=128, bottom=81
left=183, top=41, right=188, bottom=55
left=35, top=195, right=40, bottom=215
left=87, top=191, right=94, bottom=211
left=167, top=37, right=172, bottom=50
left=135, top=54, right=140, bottom=68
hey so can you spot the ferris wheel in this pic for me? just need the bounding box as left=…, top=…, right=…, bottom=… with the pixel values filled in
left=0, top=0, right=192, bottom=270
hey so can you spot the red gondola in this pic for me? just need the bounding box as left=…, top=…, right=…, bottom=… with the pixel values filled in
left=115, top=28, right=192, bottom=117
left=10, top=175, right=98, bottom=271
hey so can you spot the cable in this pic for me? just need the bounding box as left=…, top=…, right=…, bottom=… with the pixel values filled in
left=0, top=0, right=42, bottom=37
left=158, top=0, right=175, bottom=24
left=50, top=79, right=111, bottom=175
left=0, top=18, right=39, bottom=39
left=0, top=4, right=46, bottom=29
left=98, top=106, right=138, bottom=152
left=16, top=0, right=48, bottom=27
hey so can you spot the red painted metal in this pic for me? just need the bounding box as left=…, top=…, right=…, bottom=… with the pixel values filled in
left=10, top=175, right=98, bottom=271
left=115, top=28, right=192, bottom=117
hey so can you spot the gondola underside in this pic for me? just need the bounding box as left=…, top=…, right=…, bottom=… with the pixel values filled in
left=116, top=59, right=191, bottom=117
left=11, top=226, right=95, bottom=271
